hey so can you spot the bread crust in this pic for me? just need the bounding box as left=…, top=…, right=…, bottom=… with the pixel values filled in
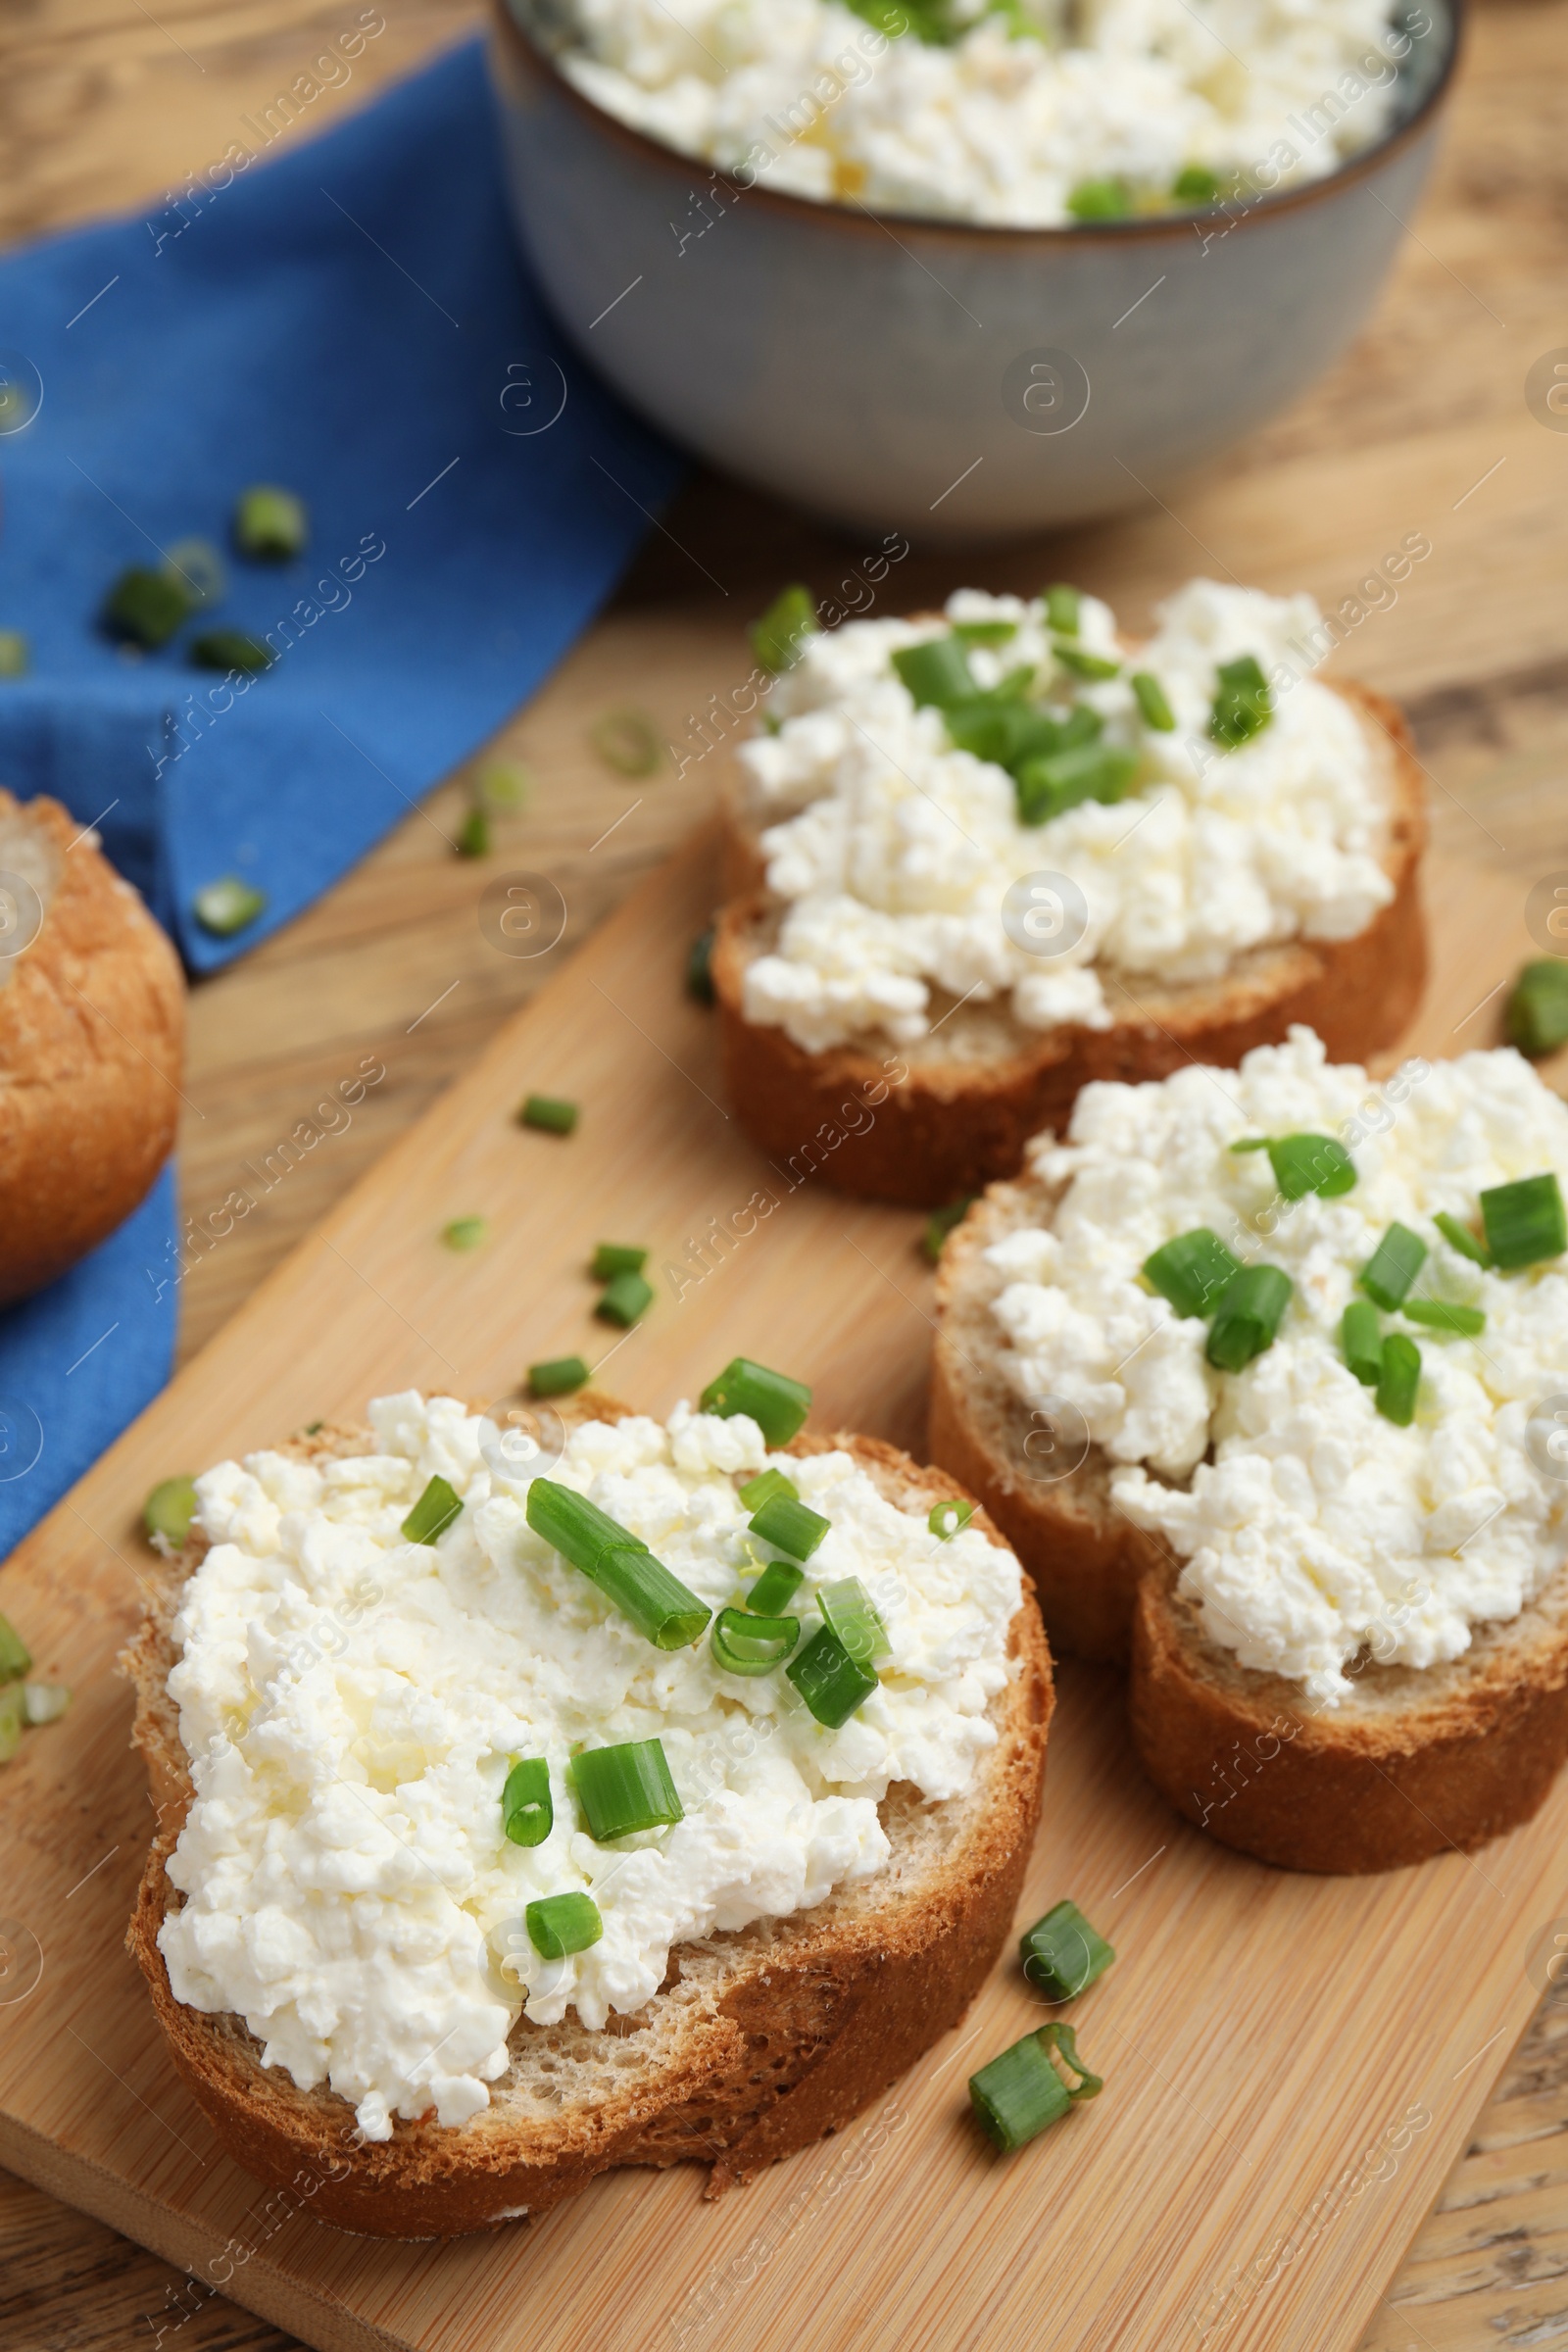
left=712, top=682, right=1426, bottom=1206
left=0, top=791, right=185, bottom=1304
left=122, top=1405, right=1053, bottom=2234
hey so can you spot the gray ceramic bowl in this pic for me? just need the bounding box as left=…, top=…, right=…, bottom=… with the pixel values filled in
left=489, top=0, right=1461, bottom=541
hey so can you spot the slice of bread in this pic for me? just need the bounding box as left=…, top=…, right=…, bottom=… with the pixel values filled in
left=122, top=1399, right=1053, bottom=2236
left=711, top=682, right=1425, bottom=1206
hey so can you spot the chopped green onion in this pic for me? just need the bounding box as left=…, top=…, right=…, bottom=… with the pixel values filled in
left=1130, top=670, right=1176, bottom=730
left=749, top=1492, right=829, bottom=1561
left=1359, top=1222, right=1427, bottom=1310
left=738, top=1467, right=797, bottom=1511
left=525, top=1479, right=710, bottom=1648
left=525, top=1891, right=602, bottom=1958
left=747, top=1557, right=805, bottom=1616
left=0, top=632, right=29, bottom=678
left=892, top=636, right=978, bottom=710
left=1206, top=1264, right=1292, bottom=1372
left=1508, top=960, right=1568, bottom=1058
left=1434, top=1210, right=1493, bottom=1267
left=402, top=1476, right=464, bottom=1545
left=1376, top=1332, right=1421, bottom=1426
left=817, top=1576, right=889, bottom=1666
left=1014, top=743, right=1139, bottom=825
left=1172, top=163, right=1222, bottom=204
left=570, top=1738, right=683, bottom=1840
left=1054, top=645, right=1120, bottom=681
left=1482, top=1174, right=1567, bottom=1269
left=161, top=536, right=226, bottom=610
left=1266, top=1133, right=1357, bottom=1202
left=1229, top=1136, right=1268, bottom=1152
left=1341, top=1298, right=1385, bottom=1387
left=969, top=2023, right=1102, bottom=2152
left=442, top=1215, right=488, bottom=1251
left=475, top=760, right=531, bottom=813
left=1019, top=1899, right=1115, bottom=2000
left=304, top=1420, right=324, bottom=1435
left=0, top=1615, right=31, bottom=1684
left=785, top=1623, right=878, bottom=1727
left=700, top=1357, right=811, bottom=1446
left=22, top=1683, right=70, bottom=1727
left=192, top=877, right=267, bottom=937
left=596, top=1270, right=654, bottom=1327
left=0, top=1683, right=23, bottom=1766
left=750, top=584, right=818, bottom=674
left=1402, top=1298, right=1486, bottom=1336
left=1044, top=584, right=1081, bottom=634
left=520, top=1093, right=578, bottom=1135
left=143, top=1477, right=198, bottom=1549
left=103, top=565, right=191, bottom=649
left=1067, top=177, right=1130, bottom=221
left=234, top=483, right=308, bottom=562
left=589, top=708, right=661, bottom=778
left=710, top=1605, right=800, bottom=1676
left=929, top=1498, right=973, bottom=1540
left=591, top=1243, right=648, bottom=1281
left=455, top=808, right=490, bottom=858
left=502, top=1756, right=553, bottom=1846
left=1142, top=1228, right=1241, bottom=1319
left=528, top=1354, right=589, bottom=1397
left=951, top=619, right=1018, bottom=648
left=922, top=1197, right=976, bottom=1264
left=1210, top=654, right=1273, bottom=749
left=686, top=925, right=715, bottom=1004
left=190, top=630, right=273, bottom=673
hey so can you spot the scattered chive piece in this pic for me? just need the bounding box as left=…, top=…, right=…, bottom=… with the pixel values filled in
left=749, top=1492, right=829, bottom=1562
left=1376, top=1332, right=1421, bottom=1426
left=525, top=1479, right=710, bottom=1648
left=1210, top=654, right=1273, bottom=749
left=1206, top=1264, right=1292, bottom=1372
left=162, top=535, right=226, bottom=611
left=442, top=1215, right=488, bottom=1251
left=190, top=630, right=273, bottom=673
left=0, top=1684, right=23, bottom=1765
left=402, top=1475, right=464, bottom=1545
left=455, top=808, right=490, bottom=858
left=700, top=1358, right=811, bottom=1446
left=893, top=636, right=978, bottom=710
left=1229, top=1136, right=1269, bottom=1152
left=143, top=1477, right=199, bottom=1549
left=1482, top=1174, right=1567, bottom=1269
left=192, top=876, right=267, bottom=937
left=785, top=1622, right=878, bottom=1728
left=817, top=1575, right=889, bottom=1666
left=1020, top=1899, right=1115, bottom=2000
left=591, top=1243, right=648, bottom=1281
left=234, top=484, right=309, bottom=562
left=1067, top=177, right=1130, bottom=220
left=1341, top=1298, right=1385, bottom=1387
left=104, top=566, right=191, bottom=650
left=589, top=707, right=660, bottom=777
left=525, top=1890, right=602, bottom=1957
left=1142, top=1228, right=1241, bottom=1319
left=570, top=1738, right=683, bottom=1840
left=710, top=1605, right=800, bottom=1677
left=922, top=1197, right=976, bottom=1264
left=529, top=1354, right=589, bottom=1397
left=1172, top=163, right=1222, bottom=204
left=520, top=1093, right=578, bottom=1135
left=304, top=1420, right=324, bottom=1435
left=929, top=1498, right=973, bottom=1540
left=686, top=925, right=715, bottom=1004
left=1402, top=1298, right=1486, bottom=1336
left=1014, top=742, right=1139, bottom=826
left=1044, top=584, right=1081, bottom=635
left=1266, top=1133, right=1356, bottom=1202
left=1054, top=644, right=1120, bottom=682
left=952, top=619, right=1018, bottom=648
left=750, top=584, right=818, bottom=674
left=1508, top=960, right=1568, bottom=1058
left=748, top=1556, right=805, bottom=1614
left=0, top=632, right=30, bottom=678
left=502, top=1756, right=553, bottom=1847
left=1359, top=1222, right=1427, bottom=1311
left=22, top=1683, right=70, bottom=1726
left=596, top=1270, right=654, bottom=1327
left=1130, top=670, right=1176, bottom=730
left=970, top=2023, right=1102, bottom=2152
left=1434, top=1210, right=1493, bottom=1267
left=738, top=1467, right=798, bottom=1512
left=0, top=1615, right=32, bottom=1684
left=475, top=759, right=531, bottom=813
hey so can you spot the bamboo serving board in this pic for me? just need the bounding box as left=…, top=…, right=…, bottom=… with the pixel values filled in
left=3, top=810, right=1566, bottom=2352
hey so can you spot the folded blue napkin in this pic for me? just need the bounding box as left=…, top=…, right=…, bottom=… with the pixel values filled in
left=0, top=36, right=682, bottom=1555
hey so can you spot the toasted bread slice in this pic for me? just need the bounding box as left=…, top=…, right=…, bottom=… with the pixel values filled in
left=712, top=682, right=1425, bottom=1206
left=122, top=1400, right=1053, bottom=2236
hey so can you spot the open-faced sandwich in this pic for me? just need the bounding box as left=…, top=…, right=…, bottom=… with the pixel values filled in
left=712, top=580, right=1424, bottom=1204
left=123, top=1366, right=1051, bottom=2233
left=932, top=1028, right=1568, bottom=1872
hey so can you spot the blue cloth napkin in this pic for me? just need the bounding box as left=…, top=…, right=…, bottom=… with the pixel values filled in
left=0, top=36, right=683, bottom=1557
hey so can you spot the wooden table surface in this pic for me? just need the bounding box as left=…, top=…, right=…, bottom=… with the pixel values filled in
left=3, top=0, right=1568, bottom=2344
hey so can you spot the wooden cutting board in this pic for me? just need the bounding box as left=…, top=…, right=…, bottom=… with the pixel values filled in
left=3, top=784, right=1567, bottom=2352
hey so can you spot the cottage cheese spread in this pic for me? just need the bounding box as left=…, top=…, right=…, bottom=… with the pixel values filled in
left=738, top=581, right=1392, bottom=1054
left=985, top=1029, right=1568, bottom=1703
left=556, top=0, right=1405, bottom=226
left=159, top=1395, right=1019, bottom=2139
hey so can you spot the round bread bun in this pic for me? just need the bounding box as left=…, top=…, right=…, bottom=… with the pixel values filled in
left=0, top=791, right=185, bottom=1306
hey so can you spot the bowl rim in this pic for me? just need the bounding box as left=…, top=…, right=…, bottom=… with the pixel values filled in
left=490, top=0, right=1465, bottom=251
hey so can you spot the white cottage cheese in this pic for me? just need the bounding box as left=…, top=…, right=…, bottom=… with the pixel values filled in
left=984, top=1029, right=1568, bottom=1703
left=738, top=581, right=1392, bottom=1054
left=159, top=1394, right=1020, bottom=2139
left=557, top=0, right=1406, bottom=227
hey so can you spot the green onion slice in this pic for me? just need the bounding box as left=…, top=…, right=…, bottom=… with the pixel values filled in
left=591, top=1242, right=648, bottom=1281
left=1044, top=584, right=1081, bottom=634
left=1173, top=163, right=1222, bottom=204
left=442, top=1215, right=488, bottom=1252
left=570, top=1738, right=683, bottom=1840
left=1142, top=1228, right=1241, bottom=1319
left=1206, top=1265, right=1292, bottom=1373
left=0, top=1683, right=23, bottom=1766
left=455, top=808, right=490, bottom=858
left=1054, top=644, right=1120, bottom=681
left=738, top=1466, right=798, bottom=1511
left=710, top=1605, right=800, bottom=1676
left=1402, top=1298, right=1486, bottom=1336
left=23, top=1683, right=70, bottom=1727
left=234, top=483, right=308, bottom=561
left=529, top=1354, right=589, bottom=1397
left=143, top=1476, right=199, bottom=1548
left=0, top=632, right=30, bottom=678
left=590, top=708, right=661, bottom=777
left=748, top=1492, right=829, bottom=1561
left=951, top=618, right=1018, bottom=648
left=402, top=1476, right=464, bottom=1545
left=525, top=1479, right=710, bottom=1648
left=1209, top=654, right=1273, bottom=749
left=817, top=1576, right=889, bottom=1666
left=747, top=1557, right=805, bottom=1616
left=1229, top=1136, right=1269, bottom=1152
left=1266, top=1133, right=1357, bottom=1201
left=922, top=1196, right=976, bottom=1264
left=1376, top=1332, right=1421, bottom=1426
left=1014, top=743, right=1139, bottom=826
left=1359, top=1222, right=1427, bottom=1310
left=1507, top=960, right=1568, bottom=1058
left=750, top=584, right=818, bottom=674
left=686, top=924, right=715, bottom=1005
left=520, top=1092, right=578, bottom=1135
left=1066, top=177, right=1130, bottom=220
left=785, top=1623, right=878, bottom=1728
left=596, top=1270, right=654, bottom=1327
left=475, top=760, right=531, bottom=813
left=1019, top=1899, right=1115, bottom=2000
left=0, top=1614, right=32, bottom=1685
left=969, top=2023, right=1102, bottom=2153
left=929, top=1497, right=973, bottom=1540
left=502, top=1756, right=553, bottom=1847
left=193, top=877, right=267, bottom=937
left=191, top=629, right=273, bottom=674
left=526, top=1891, right=602, bottom=1958
left=1434, top=1210, right=1492, bottom=1267
left=103, top=565, right=191, bottom=649
left=1341, top=1298, right=1384, bottom=1387
left=1481, top=1173, right=1567, bottom=1269
left=892, top=635, right=978, bottom=710
left=1130, top=670, right=1176, bottom=730
left=700, top=1357, right=811, bottom=1446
